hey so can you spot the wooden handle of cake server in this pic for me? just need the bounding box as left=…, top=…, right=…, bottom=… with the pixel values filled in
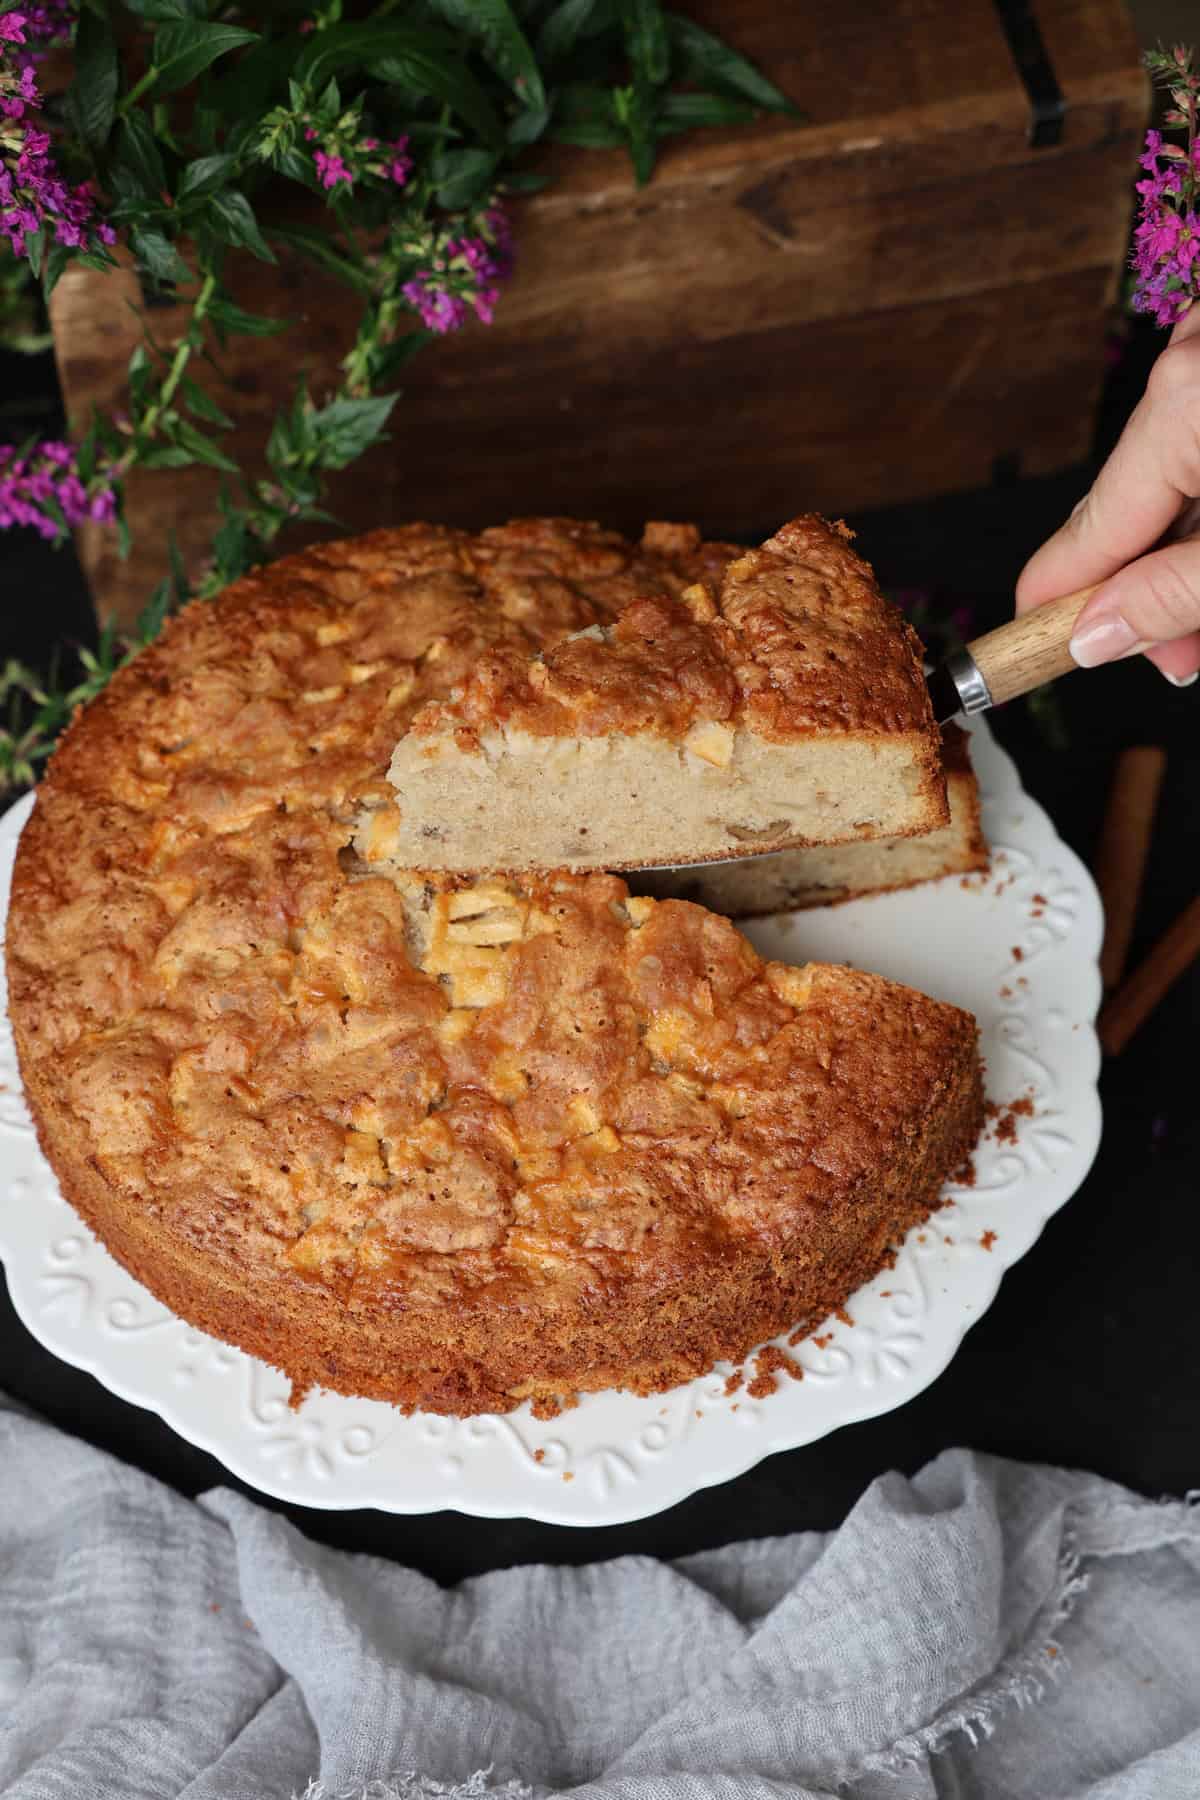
left=965, top=585, right=1099, bottom=707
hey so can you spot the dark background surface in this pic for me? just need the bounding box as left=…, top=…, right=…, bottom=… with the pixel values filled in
left=1, top=321, right=1196, bottom=1583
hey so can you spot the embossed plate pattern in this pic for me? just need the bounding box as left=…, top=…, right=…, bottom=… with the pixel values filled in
left=0, top=717, right=1102, bottom=1524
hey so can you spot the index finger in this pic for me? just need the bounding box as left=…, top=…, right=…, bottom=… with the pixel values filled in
left=1016, top=304, right=1200, bottom=613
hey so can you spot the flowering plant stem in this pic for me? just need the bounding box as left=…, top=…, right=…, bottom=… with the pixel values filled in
left=110, top=270, right=216, bottom=484
left=1131, top=46, right=1200, bottom=324
left=0, top=0, right=800, bottom=797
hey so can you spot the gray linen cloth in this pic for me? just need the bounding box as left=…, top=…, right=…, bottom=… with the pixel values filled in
left=2, top=1396, right=1200, bottom=1800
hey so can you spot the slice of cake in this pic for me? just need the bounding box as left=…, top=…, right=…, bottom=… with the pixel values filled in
left=633, top=724, right=988, bottom=918
left=374, top=515, right=947, bottom=875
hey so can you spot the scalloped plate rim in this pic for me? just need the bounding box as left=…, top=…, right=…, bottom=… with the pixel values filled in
left=0, top=715, right=1104, bottom=1524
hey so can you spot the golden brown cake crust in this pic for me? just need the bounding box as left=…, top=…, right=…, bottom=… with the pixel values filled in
left=8, top=517, right=982, bottom=1416
left=406, top=514, right=942, bottom=749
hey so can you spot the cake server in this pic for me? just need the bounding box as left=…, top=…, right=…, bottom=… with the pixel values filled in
left=924, top=583, right=1097, bottom=724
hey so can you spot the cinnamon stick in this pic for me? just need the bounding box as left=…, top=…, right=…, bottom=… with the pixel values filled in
left=1094, top=746, right=1167, bottom=989
left=1098, top=895, right=1200, bottom=1056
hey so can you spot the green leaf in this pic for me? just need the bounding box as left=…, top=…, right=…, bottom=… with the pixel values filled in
left=507, top=102, right=551, bottom=147
left=295, top=19, right=443, bottom=85
left=275, top=146, right=316, bottom=185
left=176, top=153, right=238, bottom=202
left=369, top=49, right=504, bottom=147
left=368, top=333, right=429, bottom=387
left=23, top=229, right=44, bottom=281
left=124, top=0, right=193, bottom=18
left=127, top=342, right=154, bottom=412
left=294, top=23, right=503, bottom=145
left=620, top=0, right=668, bottom=86
left=549, top=120, right=625, bottom=147
left=308, top=393, right=397, bottom=467
left=266, top=400, right=301, bottom=471
left=208, top=295, right=288, bottom=339
left=171, top=418, right=241, bottom=472
left=554, top=80, right=615, bottom=121
left=552, top=81, right=622, bottom=147
left=425, top=0, right=545, bottom=110
left=131, top=226, right=190, bottom=284
left=180, top=374, right=234, bottom=429
left=613, top=81, right=654, bottom=184
left=206, top=36, right=299, bottom=123
left=74, top=246, right=120, bottom=277
left=656, top=90, right=756, bottom=130
left=134, top=578, right=173, bottom=646
left=212, top=511, right=251, bottom=583
left=536, top=0, right=599, bottom=67
left=43, top=243, right=72, bottom=298
left=269, top=225, right=373, bottom=294
left=501, top=169, right=551, bottom=192
left=191, top=106, right=220, bottom=152
left=114, top=111, right=167, bottom=199
left=664, top=13, right=798, bottom=114
left=225, top=119, right=261, bottom=161
left=72, top=6, right=120, bottom=150
left=38, top=490, right=70, bottom=542
left=150, top=100, right=184, bottom=152
left=151, top=21, right=260, bottom=96
left=432, top=145, right=500, bottom=210
left=138, top=442, right=198, bottom=470
left=207, top=191, right=276, bottom=262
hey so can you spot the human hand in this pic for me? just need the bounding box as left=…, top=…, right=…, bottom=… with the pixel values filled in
left=1016, top=304, right=1200, bottom=688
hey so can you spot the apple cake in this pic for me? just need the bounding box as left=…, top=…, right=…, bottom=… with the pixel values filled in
left=379, top=515, right=948, bottom=874
left=6, top=517, right=983, bottom=1417
left=633, top=723, right=988, bottom=918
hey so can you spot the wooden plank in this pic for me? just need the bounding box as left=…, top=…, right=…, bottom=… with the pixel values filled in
left=66, top=260, right=1117, bottom=620
left=49, top=0, right=1148, bottom=623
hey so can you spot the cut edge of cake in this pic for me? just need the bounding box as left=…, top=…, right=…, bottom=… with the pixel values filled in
left=632, top=722, right=988, bottom=918
left=370, top=514, right=948, bottom=875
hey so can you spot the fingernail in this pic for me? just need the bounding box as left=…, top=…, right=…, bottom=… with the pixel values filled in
left=1069, top=605, right=1147, bottom=666
left=1163, top=669, right=1198, bottom=688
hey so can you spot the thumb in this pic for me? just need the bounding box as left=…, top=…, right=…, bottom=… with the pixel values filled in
left=1069, top=536, right=1200, bottom=685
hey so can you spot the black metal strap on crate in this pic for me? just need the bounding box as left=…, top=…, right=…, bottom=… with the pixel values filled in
left=992, top=0, right=1066, bottom=147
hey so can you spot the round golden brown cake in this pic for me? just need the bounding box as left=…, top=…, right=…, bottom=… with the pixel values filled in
left=7, top=518, right=983, bottom=1417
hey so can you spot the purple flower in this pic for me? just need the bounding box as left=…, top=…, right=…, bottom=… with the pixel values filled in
left=1, top=36, right=118, bottom=257
left=313, top=147, right=351, bottom=189
left=0, top=440, right=118, bottom=540
left=400, top=204, right=513, bottom=333
left=1130, top=68, right=1200, bottom=328
left=387, top=134, right=412, bottom=187
left=0, top=15, right=28, bottom=45
left=401, top=275, right=470, bottom=334
left=301, top=117, right=414, bottom=197
left=10, top=2, right=72, bottom=47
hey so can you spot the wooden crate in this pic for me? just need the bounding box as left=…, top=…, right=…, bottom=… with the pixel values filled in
left=51, top=0, right=1148, bottom=625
